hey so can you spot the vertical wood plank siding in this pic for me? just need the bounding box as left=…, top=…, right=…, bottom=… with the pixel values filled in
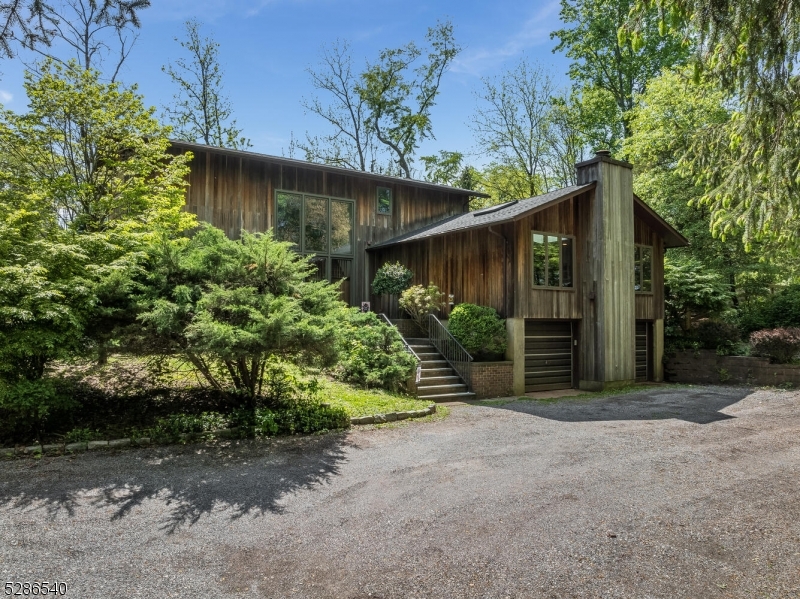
left=633, top=218, right=665, bottom=320
left=178, top=148, right=470, bottom=308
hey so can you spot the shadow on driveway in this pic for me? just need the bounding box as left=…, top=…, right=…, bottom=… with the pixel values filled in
left=0, top=433, right=353, bottom=534
left=484, top=386, right=754, bottom=425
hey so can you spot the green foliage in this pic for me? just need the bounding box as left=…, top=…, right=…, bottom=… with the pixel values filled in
left=552, top=0, right=689, bottom=138
left=399, top=283, right=445, bottom=333
left=626, top=0, right=800, bottom=254
left=333, top=308, right=417, bottom=391
left=356, top=21, right=460, bottom=178
left=252, top=403, right=350, bottom=436
left=750, top=328, right=800, bottom=364
left=0, top=377, right=76, bottom=441
left=693, top=320, right=741, bottom=355
left=63, top=427, right=103, bottom=443
left=371, top=261, right=413, bottom=296
left=131, top=226, right=342, bottom=405
left=739, top=285, right=800, bottom=334
left=448, top=303, right=507, bottom=359
left=664, top=257, right=732, bottom=334
left=163, top=19, right=250, bottom=149
left=153, top=411, right=231, bottom=439
left=420, top=150, right=465, bottom=186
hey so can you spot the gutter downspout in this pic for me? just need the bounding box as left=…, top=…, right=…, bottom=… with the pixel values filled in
left=488, top=225, right=510, bottom=318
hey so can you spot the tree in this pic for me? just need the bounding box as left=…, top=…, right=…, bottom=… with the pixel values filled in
left=626, top=0, right=800, bottom=254
left=622, top=68, right=792, bottom=321
left=132, top=226, right=342, bottom=407
left=470, top=58, right=558, bottom=197
left=0, top=59, right=191, bottom=430
left=551, top=0, right=688, bottom=138
left=299, top=40, right=379, bottom=171
left=162, top=19, right=250, bottom=150
left=7, top=0, right=150, bottom=81
left=420, top=150, right=465, bottom=186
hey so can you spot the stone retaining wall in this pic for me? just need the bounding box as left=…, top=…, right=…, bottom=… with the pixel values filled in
left=470, top=361, right=514, bottom=399
left=666, top=350, right=800, bottom=386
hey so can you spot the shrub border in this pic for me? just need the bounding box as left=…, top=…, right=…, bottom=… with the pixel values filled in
left=0, top=405, right=437, bottom=459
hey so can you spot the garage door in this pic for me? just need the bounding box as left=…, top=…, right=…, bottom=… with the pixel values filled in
left=635, top=321, right=649, bottom=382
left=524, top=320, right=574, bottom=392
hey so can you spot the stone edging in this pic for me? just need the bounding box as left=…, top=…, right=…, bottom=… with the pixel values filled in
left=0, top=404, right=437, bottom=459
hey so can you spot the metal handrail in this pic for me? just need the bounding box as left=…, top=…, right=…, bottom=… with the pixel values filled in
left=428, top=313, right=473, bottom=392
left=378, top=313, right=422, bottom=383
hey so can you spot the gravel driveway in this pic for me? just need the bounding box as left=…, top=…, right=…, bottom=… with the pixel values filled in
left=1, top=385, right=799, bottom=598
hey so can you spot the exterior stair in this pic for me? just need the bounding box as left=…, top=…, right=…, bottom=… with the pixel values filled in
left=406, top=338, right=476, bottom=402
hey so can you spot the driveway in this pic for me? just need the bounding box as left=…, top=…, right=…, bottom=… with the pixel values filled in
left=1, top=386, right=799, bottom=598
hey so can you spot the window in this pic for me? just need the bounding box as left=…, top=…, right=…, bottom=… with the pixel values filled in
left=532, top=232, right=574, bottom=288
left=377, top=187, right=392, bottom=215
left=634, top=245, right=652, bottom=292
left=274, top=191, right=354, bottom=293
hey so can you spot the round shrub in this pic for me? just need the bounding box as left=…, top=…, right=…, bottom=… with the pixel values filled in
left=448, top=303, right=507, bottom=359
left=333, top=308, right=417, bottom=391
left=371, top=262, right=413, bottom=296
left=750, top=328, right=800, bottom=363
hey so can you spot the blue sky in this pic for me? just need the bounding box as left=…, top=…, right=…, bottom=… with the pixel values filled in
left=0, top=0, right=574, bottom=168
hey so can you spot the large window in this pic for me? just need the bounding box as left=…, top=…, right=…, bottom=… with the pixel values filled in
left=275, top=191, right=354, bottom=294
left=532, top=232, right=574, bottom=288
left=634, top=245, right=652, bottom=292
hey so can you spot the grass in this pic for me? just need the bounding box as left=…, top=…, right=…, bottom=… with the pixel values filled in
left=318, top=379, right=434, bottom=416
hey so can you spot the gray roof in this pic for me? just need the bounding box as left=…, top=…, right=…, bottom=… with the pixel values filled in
left=369, top=184, right=595, bottom=249
left=170, top=140, right=490, bottom=198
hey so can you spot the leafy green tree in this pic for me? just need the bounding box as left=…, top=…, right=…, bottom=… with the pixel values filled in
left=622, top=69, right=788, bottom=316
left=420, top=150, right=465, bottom=186
left=664, top=258, right=732, bottom=333
left=552, top=0, right=689, bottom=139
left=626, top=0, right=800, bottom=254
left=357, top=21, right=460, bottom=178
left=131, top=226, right=343, bottom=407
left=0, top=59, right=189, bottom=432
left=162, top=19, right=250, bottom=149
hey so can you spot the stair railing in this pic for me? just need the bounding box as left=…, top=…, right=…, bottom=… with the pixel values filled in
left=378, top=313, right=422, bottom=383
left=428, top=314, right=473, bottom=392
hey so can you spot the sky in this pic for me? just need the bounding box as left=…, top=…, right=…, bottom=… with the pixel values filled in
left=0, top=0, right=575, bottom=171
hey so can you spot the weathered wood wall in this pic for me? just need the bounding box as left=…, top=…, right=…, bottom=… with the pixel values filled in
left=176, top=146, right=471, bottom=308
left=633, top=217, right=665, bottom=320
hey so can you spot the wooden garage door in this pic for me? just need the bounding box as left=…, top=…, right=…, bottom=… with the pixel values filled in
left=635, top=321, right=649, bottom=382
left=524, top=320, right=573, bottom=392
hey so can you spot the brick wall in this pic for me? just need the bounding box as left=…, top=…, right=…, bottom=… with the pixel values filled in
left=390, top=319, right=426, bottom=338
left=666, top=350, right=800, bottom=386
left=470, top=361, right=514, bottom=399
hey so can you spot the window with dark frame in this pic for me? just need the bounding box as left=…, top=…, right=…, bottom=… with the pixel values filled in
left=275, top=191, right=354, bottom=296
left=376, top=187, right=392, bottom=215
left=532, top=232, right=574, bottom=289
left=634, top=245, right=653, bottom=292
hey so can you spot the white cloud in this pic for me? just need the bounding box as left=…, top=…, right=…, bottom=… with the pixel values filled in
left=452, top=0, right=562, bottom=76
left=0, top=90, right=12, bottom=104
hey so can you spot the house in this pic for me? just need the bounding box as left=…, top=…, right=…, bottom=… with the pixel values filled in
left=172, top=141, right=687, bottom=398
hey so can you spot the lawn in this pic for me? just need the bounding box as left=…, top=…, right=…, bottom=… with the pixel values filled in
left=318, top=379, right=434, bottom=416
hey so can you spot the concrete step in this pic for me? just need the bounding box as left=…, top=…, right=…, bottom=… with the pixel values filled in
left=406, top=338, right=430, bottom=345
left=416, top=352, right=443, bottom=360
left=409, top=344, right=436, bottom=352
left=419, top=367, right=455, bottom=378
left=419, top=391, right=477, bottom=402
left=418, top=375, right=461, bottom=386
left=417, top=383, right=469, bottom=396
left=419, top=359, right=449, bottom=368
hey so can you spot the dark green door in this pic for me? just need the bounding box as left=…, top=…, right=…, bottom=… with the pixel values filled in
left=635, top=321, right=650, bottom=382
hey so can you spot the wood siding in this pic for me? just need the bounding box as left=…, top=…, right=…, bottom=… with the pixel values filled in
left=633, top=216, right=665, bottom=320
left=178, top=148, right=471, bottom=308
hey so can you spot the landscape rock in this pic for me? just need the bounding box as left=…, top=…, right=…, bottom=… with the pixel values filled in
left=373, top=414, right=387, bottom=424
left=351, top=416, right=374, bottom=425
left=24, top=445, right=42, bottom=455
left=42, top=444, right=62, bottom=455
left=133, top=438, right=150, bottom=446
left=87, top=441, right=109, bottom=450
left=108, top=438, right=131, bottom=449
left=384, top=412, right=398, bottom=422
left=0, top=447, right=16, bottom=458
left=65, top=442, right=88, bottom=453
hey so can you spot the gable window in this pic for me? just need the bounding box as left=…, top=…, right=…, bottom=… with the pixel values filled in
left=377, top=187, right=392, bottom=215
left=532, top=232, right=574, bottom=289
left=634, top=245, right=652, bottom=292
left=275, top=191, right=354, bottom=289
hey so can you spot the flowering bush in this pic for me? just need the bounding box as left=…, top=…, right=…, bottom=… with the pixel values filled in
left=750, top=328, right=800, bottom=363
left=399, top=283, right=445, bottom=333
left=371, top=262, right=413, bottom=296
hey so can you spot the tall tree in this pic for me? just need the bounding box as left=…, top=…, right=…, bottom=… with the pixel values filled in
left=626, top=0, right=800, bottom=254
left=299, top=40, right=378, bottom=171
left=470, top=58, right=559, bottom=197
left=162, top=19, right=250, bottom=150
left=551, top=0, right=688, bottom=139
left=357, top=21, right=460, bottom=178
left=7, top=0, right=149, bottom=81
